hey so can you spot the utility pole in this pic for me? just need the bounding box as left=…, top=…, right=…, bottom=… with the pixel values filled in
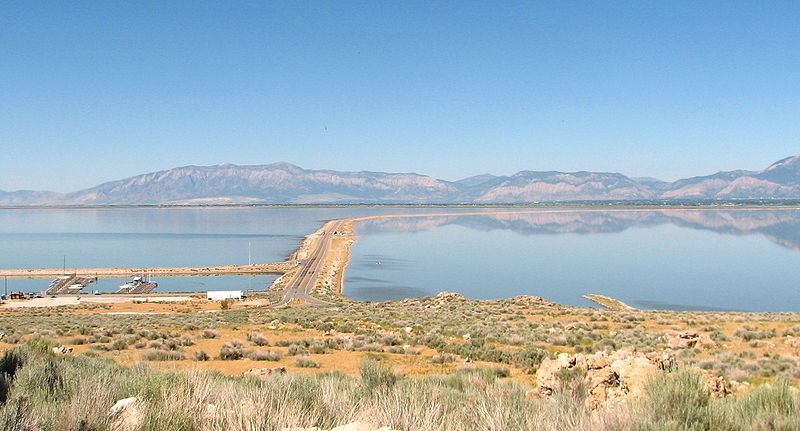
left=248, top=242, right=252, bottom=266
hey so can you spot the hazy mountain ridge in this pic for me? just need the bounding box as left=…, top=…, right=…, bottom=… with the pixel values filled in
left=0, top=190, right=63, bottom=205
left=2, top=155, right=800, bottom=205
left=472, top=171, right=656, bottom=202
left=63, top=163, right=458, bottom=205
left=660, top=155, right=800, bottom=199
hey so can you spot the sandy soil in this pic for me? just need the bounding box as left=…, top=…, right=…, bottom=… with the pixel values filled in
left=316, top=219, right=355, bottom=295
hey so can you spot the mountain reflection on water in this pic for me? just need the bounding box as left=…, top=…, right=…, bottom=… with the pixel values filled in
left=347, top=209, right=800, bottom=311
left=356, top=210, right=800, bottom=253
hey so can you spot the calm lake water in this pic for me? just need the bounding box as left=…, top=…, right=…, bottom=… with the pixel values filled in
left=2, top=207, right=799, bottom=311
left=344, top=209, right=800, bottom=312
left=0, top=207, right=483, bottom=293
left=0, top=207, right=482, bottom=269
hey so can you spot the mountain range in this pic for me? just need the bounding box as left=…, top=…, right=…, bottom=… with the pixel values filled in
left=3, top=155, right=800, bottom=205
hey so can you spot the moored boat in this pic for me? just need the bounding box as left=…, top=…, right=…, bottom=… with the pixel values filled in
left=118, top=275, right=158, bottom=294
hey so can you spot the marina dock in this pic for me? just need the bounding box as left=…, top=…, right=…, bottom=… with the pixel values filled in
left=45, top=274, right=96, bottom=295
left=0, top=262, right=295, bottom=280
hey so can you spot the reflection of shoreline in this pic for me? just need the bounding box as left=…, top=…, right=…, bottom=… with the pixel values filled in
left=356, top=209, right=800, bottom=253
left=343, top=208, right=800, bottom=311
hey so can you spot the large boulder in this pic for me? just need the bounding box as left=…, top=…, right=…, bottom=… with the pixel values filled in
left=52, top=345, right=73, bottom=355
left=108, top=397, right=143, bottom=431
left=535, top=353, right=572, bottom=394
left=610, top=355, right=659, bottom=399
left=667, top=331, right=717, bottom=349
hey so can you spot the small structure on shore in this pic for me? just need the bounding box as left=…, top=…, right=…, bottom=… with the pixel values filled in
left=207, top=290, right=242, bottom=301
left=118, top=275, right=158, bottom=294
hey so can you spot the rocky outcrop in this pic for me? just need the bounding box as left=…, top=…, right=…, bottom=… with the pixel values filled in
left=51, top=345, right=73, bottom=355
left=423, top=291, right=466, bottom=309
left=433, top=291, right=465, bottom=301
left=510, top=295, right=555, bottom=307
left=247, top=367, right=287, bottom=378
left=533, top=351, right=730, bottom=410
left=667, top=330, right=717, bottom=349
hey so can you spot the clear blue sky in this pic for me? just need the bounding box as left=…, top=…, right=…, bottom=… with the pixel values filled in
left=1, top=1, right=798, bottom=191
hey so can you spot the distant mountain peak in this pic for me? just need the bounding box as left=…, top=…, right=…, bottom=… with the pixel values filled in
left=265, top=161, right=301, bottom=168
left=633, top=177, right=666, bottom=183
left=764, top=154, right=800, bottom=172
left=454, top=174, right=499, bottom=187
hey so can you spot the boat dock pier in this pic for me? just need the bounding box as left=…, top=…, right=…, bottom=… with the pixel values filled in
left=0, top=262, right=295, bottom=280
left=45, top=274, right=96, bottom=295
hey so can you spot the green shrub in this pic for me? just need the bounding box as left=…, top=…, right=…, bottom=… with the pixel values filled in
left=200, top=329, right=219, bottom=339
left=247, top=332, right=270, bottom=346
left=111, top=338, right=128, bottom=351
left=514, top=347, right=548, bottom=374
left=3, top=334, right=21, bottom=344
left=295, top=358, right=320, bottom=368
left=247, top=350, right=281, bottom=361
left=430, top=353, right=457, bottom=364
left=359, top=359, right=396, bottom=392
left=735, top=326, right=776, bottom=341
left=724, top=380, right=799, bottom=428
left=642, top=369, right=713, bottom=429
left=219, top=341, right=245, bottom=360
left=143, top=350, right=185, bottom=361
left=288, top=344, right=308, bottom=356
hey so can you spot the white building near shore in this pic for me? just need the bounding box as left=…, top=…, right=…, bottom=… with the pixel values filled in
left=206, top=290, right=242, bottom=301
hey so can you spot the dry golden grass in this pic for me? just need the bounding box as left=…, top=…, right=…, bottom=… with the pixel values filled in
left=1, top=293, right=799, bottom=387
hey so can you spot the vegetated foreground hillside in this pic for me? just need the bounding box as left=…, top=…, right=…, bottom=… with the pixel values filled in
left=0, top=293, right=799, bottom=429
left=3, top=154, right=800, bottom=205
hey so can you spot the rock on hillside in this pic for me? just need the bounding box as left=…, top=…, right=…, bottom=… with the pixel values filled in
left=533, top=351, right=731, bottom=410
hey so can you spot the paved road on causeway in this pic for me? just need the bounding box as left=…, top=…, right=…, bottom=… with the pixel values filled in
left=275, top=220, right=342, bottom=306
